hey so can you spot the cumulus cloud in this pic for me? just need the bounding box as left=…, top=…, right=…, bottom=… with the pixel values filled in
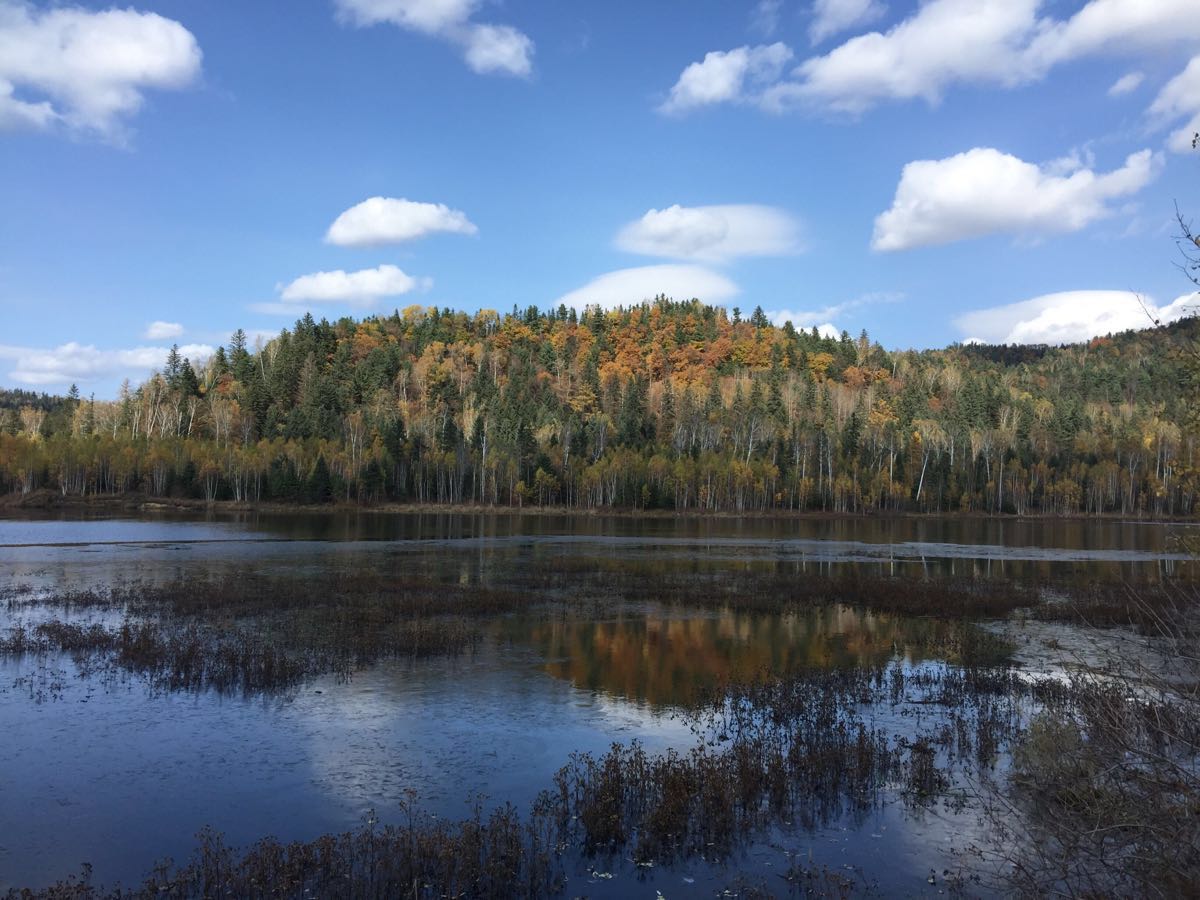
left=615, top=204, right=801, bottom=262
left=326, top=197, right=478, bottom=247
left=955, top=290, right=1197, bottom=345
left=334, top=0, right=533, bottom=77
left=658, top=43, right=793, bottom=114
left=556, top=265, right=739, bottom=311
left=872, top=147, right=1160, bottom=252
left=779, top=0, right=1038, bottom=113
left=143, top=321, right=184, bottom=340
left=1107, top=70, right=1144, bottom=96
left=0, top=1, right=201, bottom=139
left=0, top=341, right=213, bottom=387
left=1148, top=55, right=1200, bottom=153
left=809, top=0, right=886, bottom=46
left=278, top=264, right=429, bottom=306
left=663, top=0, right=1200, bottom=116
left=1025, top=0, right=1200, bottom=71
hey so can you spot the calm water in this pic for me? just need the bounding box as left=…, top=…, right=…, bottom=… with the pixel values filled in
left=1, top=510, right=1193, bottom=587
left=0, top=512, right=1193, bottom=893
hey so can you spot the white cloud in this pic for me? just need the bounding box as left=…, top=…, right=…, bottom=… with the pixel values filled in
left=1107, top=70, right=1144, bottom=96
left=1025, top=0, right=1200, bottom=71
left=955, top=290, right=1197, bottom=345
left=872, top=147, right=1160, bottom=252
left=0, top=1, right=201, bottom=139
left=769, top=316, right=840, bottom=338
left=556, top=264, right=739, bottom=311
left=0, top=78, right=54, bottom=129
left=809, top=0, right=887, bottom=46
left=665, top=0, right=1200, bottom=116
left=279, top=264, right=429, bottom=306
left=615, top=204, right=801, bottom=262
left=750, top=0, right=783, bottom=37
left=768, top=291, right=900, bottom=336
left=244, top=328, right=280, bottom=347
left=334, top=0, right=533, bottom=77
left=1148, top=55, right=1200, bottom=153
left=143, top=321, right=184, bottom=340
left=658, top=43, right=793, bottom=114
left=0, top=341, right=213, bottom=387
left=463, top=24, right=533, bottom=77
left=326, top=197, right=478, bottom=247
left=335, top=0, right=477, bottom=33
left=780, top=0, right=1038, bottom=113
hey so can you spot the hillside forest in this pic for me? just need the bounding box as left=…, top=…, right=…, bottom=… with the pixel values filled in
left=1, top=299, right=1196, bottom=516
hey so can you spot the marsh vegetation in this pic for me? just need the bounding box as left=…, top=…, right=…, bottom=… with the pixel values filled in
left=1, top=513, right=1197, bottom=897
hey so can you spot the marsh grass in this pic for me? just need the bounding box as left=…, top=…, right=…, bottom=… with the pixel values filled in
left=0, top=574, right=533, bottom=693
left=1030, top=579, right=1196, bottom=632
left=506, top=562, right=1044, bottom=620
left=6, top=567, right=1196, bottom=894
left=5, top=662, right=1040, bottom=899
left=973, top=587, right=1200, bottom=897
left=0, top=569, right=1034, bottom=694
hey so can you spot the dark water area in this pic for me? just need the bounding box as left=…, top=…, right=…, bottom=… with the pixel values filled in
left=1, top=509, right=1194, bottom=586
left=0, top=512, right=1194, bottom=894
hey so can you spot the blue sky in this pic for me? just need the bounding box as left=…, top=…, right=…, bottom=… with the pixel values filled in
left=1, top=0, right=1199, bottom=396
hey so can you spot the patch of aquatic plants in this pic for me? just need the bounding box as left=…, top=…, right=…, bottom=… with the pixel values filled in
left=974, top=637, right=1200, bottom=896
left=511, top=563, right=1200, bottom=665
left=10, top=565, right=1176, bottom=701
left=1030, top=578, right=1199, bottom=633
left=513, top=565, right=1026, bottom=666
left=0, top=569, right=1029, bottom=695
left=3, top=571, right=532, bottom=618
left=7, top=662, right=1043, bottom=899
left=0, top=573, right=536, bottom=693
left=508, top=562, right=1047, bottom=620
left=0, top=616, right=481, bottom=693
left=504, top=555, right=1196, bottom=635
left=702, top=664, right=1047, bottom=774
left=5, top=801, right=563, bottom=900
left=555, top=686, right=902, bottom=863
left=0, top=581, right=33, bottom=599
left=1, top=567, right=1061, bottom=627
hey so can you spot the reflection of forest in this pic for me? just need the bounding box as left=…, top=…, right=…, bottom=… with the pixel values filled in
left=519, top=605, right=945, bottom=707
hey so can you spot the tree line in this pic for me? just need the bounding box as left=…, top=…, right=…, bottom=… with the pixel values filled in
left=1, top=298, right=1196, bottom=516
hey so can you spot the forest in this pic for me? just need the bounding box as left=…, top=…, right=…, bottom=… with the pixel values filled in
left=0, top=298, right=1196, bottom=516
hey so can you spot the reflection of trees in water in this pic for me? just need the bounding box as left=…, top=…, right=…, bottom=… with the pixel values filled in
left=520, top=606, right=953, bottom=707
left=249, top=512, right=1193, bottom=585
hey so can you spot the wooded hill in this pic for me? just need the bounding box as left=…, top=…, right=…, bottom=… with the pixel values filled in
left=0, top=387, right=71, bottom=416
left=1, top=299, right=1196, bottom=515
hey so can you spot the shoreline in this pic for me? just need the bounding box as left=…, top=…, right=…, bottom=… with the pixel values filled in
left=0, top=489, right=1195, bottom=523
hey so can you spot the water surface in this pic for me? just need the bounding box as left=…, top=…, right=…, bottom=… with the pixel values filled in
left=0, top=511, right=1191, bottom=893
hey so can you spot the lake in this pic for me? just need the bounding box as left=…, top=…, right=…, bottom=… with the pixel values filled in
left=0, top=511, right=1193, bottom=895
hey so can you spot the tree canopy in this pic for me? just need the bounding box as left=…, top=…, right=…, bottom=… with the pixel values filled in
left=1, top=299, right=1196, bottom=516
